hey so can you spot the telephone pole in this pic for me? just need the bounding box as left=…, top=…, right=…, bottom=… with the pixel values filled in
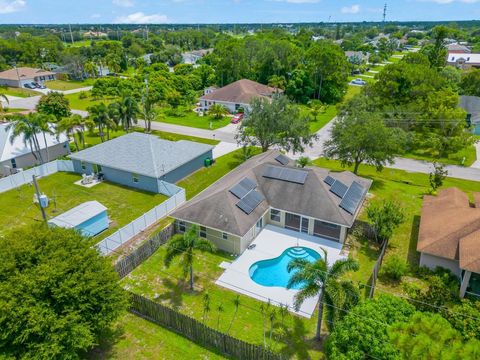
left=68, top=24, right=74, bottom=44
left=32, top=175, right=47, bottom=224
left=382, top=3, right=387, bottom=27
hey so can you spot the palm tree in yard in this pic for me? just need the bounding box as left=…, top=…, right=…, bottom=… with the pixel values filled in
left=0, top=92, right=9, bottom=112
left=88, top=103, right=116, bottom=142
left=208, top=104, right=229, bottom=120
left=35, top=113, right=56, bottom=162
left=57, top=114, right=83, bottom=152
left=287, top=248, right=359, bottom=340
left=111, top=94, right=139, bottom=132
left=7, top=113, right=45, bottom=163
left=164, top=225, right=216, bottom=291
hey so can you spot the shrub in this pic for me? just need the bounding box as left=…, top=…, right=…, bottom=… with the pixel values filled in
left=78, top=91, right=88, bottom=99
left=381, top=255, right=408, bottom=281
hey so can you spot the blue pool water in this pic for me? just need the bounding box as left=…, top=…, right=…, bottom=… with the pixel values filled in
left=249, top=247, right=321, bottom=289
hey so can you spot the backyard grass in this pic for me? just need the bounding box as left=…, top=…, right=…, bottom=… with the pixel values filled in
left=47, top=79, right=93, bottom=91
left=0, top=172, right=167, bottom=240
left=156, top=108, right=231, bottom=130
left=344, top=85, right=362, bottom=102
left=87, top=313, right=227, bottom=360
left=64, top=91, right=115, bottom=111
left=1, top=86, right=38, bottom=98
left=312, top=157, right=480, bottom=296
left=299, top=104, right=338, bottom=133
left=403, top=145, right=477, bottom=167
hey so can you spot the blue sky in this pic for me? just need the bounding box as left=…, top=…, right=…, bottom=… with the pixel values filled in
left=0, top=0, right=479, bottom=24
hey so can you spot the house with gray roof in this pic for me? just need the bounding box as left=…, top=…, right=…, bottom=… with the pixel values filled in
left=69, top=132, right=213, bottom=194
left=171, top=151, right=372, bottom=254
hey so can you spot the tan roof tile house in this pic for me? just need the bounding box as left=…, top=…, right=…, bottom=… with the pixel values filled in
left=418, top=188, right=480, bottom=297
left=0, top=67, right=56, bottom=88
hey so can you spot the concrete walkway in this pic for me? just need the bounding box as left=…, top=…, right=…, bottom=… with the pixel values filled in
left=149, top=121, right=236, bottom=143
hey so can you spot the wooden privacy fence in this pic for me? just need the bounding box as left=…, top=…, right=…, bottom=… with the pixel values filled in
left=115, top=223, right=175, bottom=279
left=369, top=239, right=389, bottom=298
left=129, top=292, right=284, bottom=360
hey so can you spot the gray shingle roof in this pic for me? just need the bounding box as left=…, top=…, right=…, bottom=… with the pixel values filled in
left=171, top=150, right=372, bottom=237
left=69, top=132, right=213, bottom=179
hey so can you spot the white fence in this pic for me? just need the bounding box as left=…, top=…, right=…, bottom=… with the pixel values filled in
left=0, top=160, right=74, bottom=193
left=95, top=187, right=186, bottom=256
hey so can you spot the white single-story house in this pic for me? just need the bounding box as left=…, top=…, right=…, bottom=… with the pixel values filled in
left=0, top=67, right=57, bottom=88
left=199, top=79, right=281, bottom=113
left=171, top=150, right=372, bottom=255
left=447, top=52, right=480, bottom=70
left=69, top=132, right=214, bottom=194
left=0, top=122, right=69, bottom=176
left=418, top=187, right=480, bottom=298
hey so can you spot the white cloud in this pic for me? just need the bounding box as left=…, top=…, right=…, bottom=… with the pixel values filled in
left=115, top=12, right=170, bottom=24
left=112, top=0, right=134, bottom=7
left=0, top=0, right=26, bottom=14
left=341, top=4, right=360, bottom=14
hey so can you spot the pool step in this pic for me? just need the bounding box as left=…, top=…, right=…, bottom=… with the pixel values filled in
left=287, top=247, right=310, bottom=259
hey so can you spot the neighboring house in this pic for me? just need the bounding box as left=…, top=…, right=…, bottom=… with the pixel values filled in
left=459, top=95, right=480, bottom=135
left=447, top=52, right=480, bottom=70
left=69, top=132, right=213, bottom=194
left=83, top=31, right=108, bottom=38
left=345, top=51, right=369, bottom=64
left=446, top=43, right=471, bottom=54
left=200, top=79, right=281, bottom=113
left=182, top=49, right=212, bottom=65
left=0, top=122, right=69, bottom=176
left=171, top=150, right=372, bottom=254
left=418, top=188, right=480, bottom=298
left=0, top=67, right=57, bottom=88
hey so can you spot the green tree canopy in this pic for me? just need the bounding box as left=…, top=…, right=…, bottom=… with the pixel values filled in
left=36, top=92, right=71, bottom=121
left=0, top=225, right=127, bottom=359
left=460, top=69, right=480, bottom=97
left=237, top=95, right=316, bottom=153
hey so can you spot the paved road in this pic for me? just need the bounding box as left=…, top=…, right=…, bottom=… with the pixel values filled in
left=149, top=121, right=237, bottom=143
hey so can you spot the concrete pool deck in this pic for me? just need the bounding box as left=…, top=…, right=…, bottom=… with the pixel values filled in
left=215, top=225, right=346, bottom=318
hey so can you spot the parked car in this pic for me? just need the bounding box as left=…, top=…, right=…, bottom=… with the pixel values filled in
left=32, top=82, right=46, bottom=89
left=231, top=113, right=244, bottom=124
left=351, top=78, right=367, bottom=86
left=24, top=83, right=35, bottom=89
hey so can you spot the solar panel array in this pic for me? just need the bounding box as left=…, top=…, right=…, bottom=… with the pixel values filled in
left=263, top=165, right=308, bottom=185
left=324, top=175, right=335, bottom=186
left=340, top=181, right=366, bottom=215
left=330, top=180, right=348, bottom=198
left=236, top=190, right=265, bottom=214
left=229, top=177, right=257, bottom=199
left=275, top=154, right=290, bottom=166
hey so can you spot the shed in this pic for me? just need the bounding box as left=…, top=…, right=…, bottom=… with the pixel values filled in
left=48, top=201, right=109, bottom=237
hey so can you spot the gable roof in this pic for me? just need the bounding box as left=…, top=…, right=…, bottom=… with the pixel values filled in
left=418, top=188, right=480, bottom=273
left=69, top=132, right=213, bottom=179
left=171, top=150, right=372, bottom=237
left=200, top=79, right=280, bottom=105
left=0, top=67, right=56, bottom=81
left=0, top=122, right=68, bottom=162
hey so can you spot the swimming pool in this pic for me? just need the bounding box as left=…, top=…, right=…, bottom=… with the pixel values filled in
left=249, top=247, right=321, bottom=289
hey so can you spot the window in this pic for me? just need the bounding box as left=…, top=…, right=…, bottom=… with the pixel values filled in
left=222, top=232, right=228, bottom=240
left=81, top=161, right=86, bottom=171
left=10, top=158, right=17, bottom=169
left=200, top=226, right=207, bottom=238
left=93, top=164, right=102, bottom=173
left=132, top=173, right=139, bottom=183
left=178, top=221, right=186, bottom=232
left=270, top=209, right=281, bottom=222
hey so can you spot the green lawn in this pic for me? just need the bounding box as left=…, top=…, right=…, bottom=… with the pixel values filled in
left=64, top=91, right=115, bottom=111
left=87, top=313, right=227, bottom=360
left=300, top=104, right=338, bottom=133
left=312, top=157, right=480, bottom=295
left=0, top=172, right=167, bottom=240
left=65, top=40, right=92, bottom=48
left=47, top=79, right=93, bottom=91
left=344, top=86, right=362, bottom=102
left=1, top=86, right=38, bottom=98
left=157, top=108, right=231, bottom=130
left=403, top=145, right=477, bottom=167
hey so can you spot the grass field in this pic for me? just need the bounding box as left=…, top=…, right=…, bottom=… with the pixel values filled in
left=0, top=172, right=167, bottom=240
left=1, top=86, right=38, bottom=98
left=404, top=145, right=477, bottom=167
left=157, top=108, right=231, bottom=130
left=87, top=313, right=227, bottom=360
left=47, top=79, right=93, bottom=91
left=312, top=157, right=480, bottom=296
left=64, top=91, right=115, bottom=111
left=300, top=104, right=338, bottom=133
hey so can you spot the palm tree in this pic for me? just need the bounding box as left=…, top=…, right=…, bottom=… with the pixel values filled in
left=57, top=114, right=83, bottom=151
left=0, top=92, right=9, bottom=112
left=208, top=104, right=229, bottom=120
left=84, top=61, right=98, bottom=79
left=227, top=295, right=241, bottom=334
left=88, top=103, right=116, bottom=142
left=164, top=225, right=216, bottom=291
left=142, top=97, right=158, bottom=133
left=7, top=114, right=44, bottom=164
left=110, top=95, right=139, bottom=132
left=296, top=156, right=312, bottom=168
left=287, top=249, right=359, bottom=340
left=309, top=100, right=326, bottom=122
left=34, top=113, right=55, bottom=162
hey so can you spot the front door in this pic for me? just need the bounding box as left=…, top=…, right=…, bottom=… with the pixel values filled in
left=285, top=213, right=301, bottom=231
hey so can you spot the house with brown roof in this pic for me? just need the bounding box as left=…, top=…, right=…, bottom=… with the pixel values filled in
left=0, top=67, right=56, bottom=88
left=199, top=79, right=281, bottom=113
left=418, top=188, right=480, bottom=298
left=171, top=150, right=371, bottom=254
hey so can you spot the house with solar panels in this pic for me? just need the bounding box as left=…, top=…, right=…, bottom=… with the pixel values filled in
left=171, top=150, right=372, bottom=254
